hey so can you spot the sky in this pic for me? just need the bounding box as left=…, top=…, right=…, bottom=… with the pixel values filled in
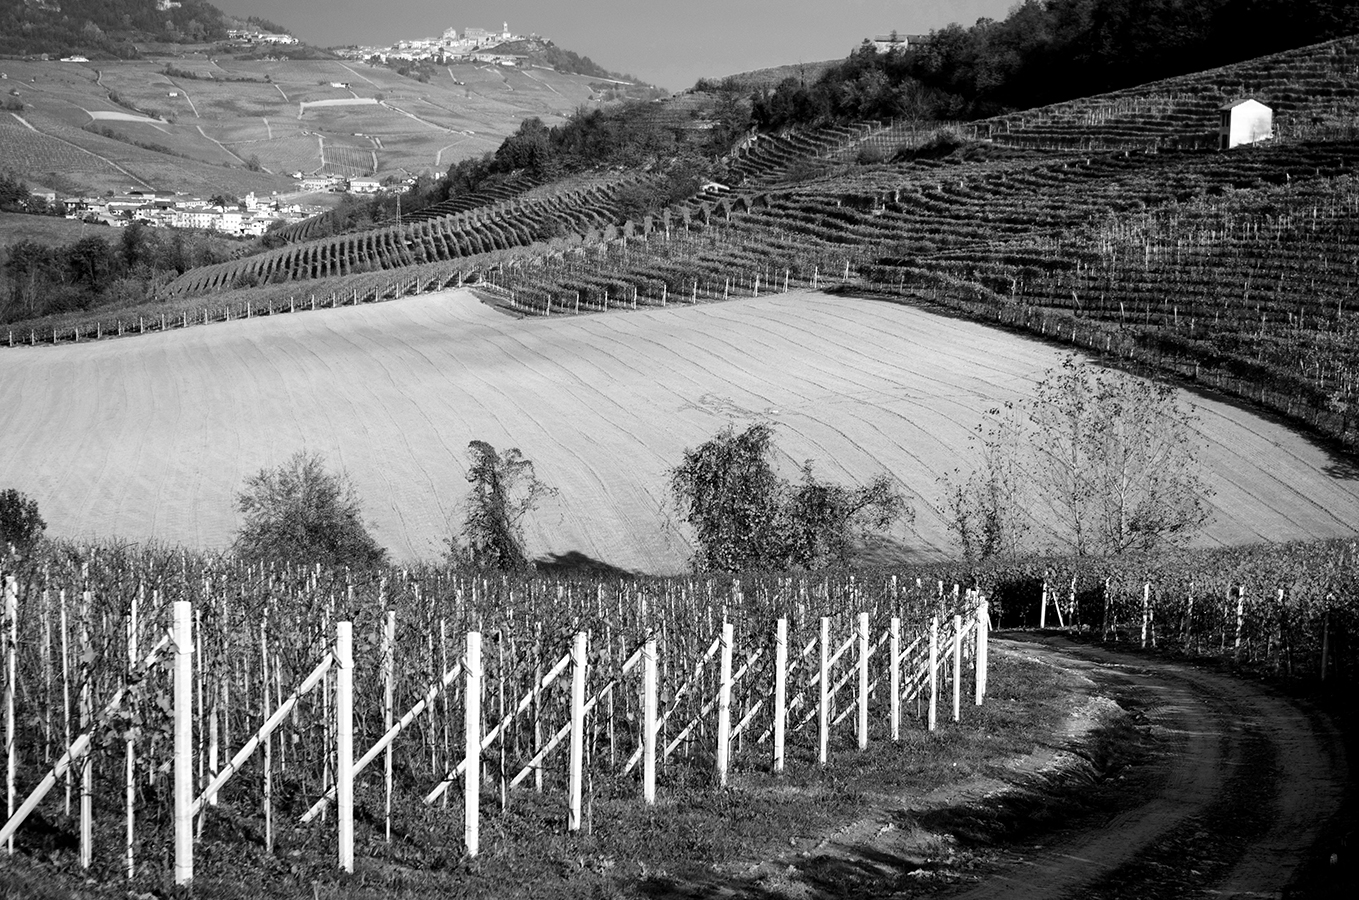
left=213, top=1, right=1016, bottom=92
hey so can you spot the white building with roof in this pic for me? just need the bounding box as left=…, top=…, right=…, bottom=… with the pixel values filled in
left=1219, top=98, right=1273, bottom=149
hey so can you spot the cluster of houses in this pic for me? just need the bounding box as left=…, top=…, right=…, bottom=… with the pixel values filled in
left=226, top=30, right=300, bottom=46
left=66, top=191, right=319, bottom=237
left=334, top=23, right=530, bottom=66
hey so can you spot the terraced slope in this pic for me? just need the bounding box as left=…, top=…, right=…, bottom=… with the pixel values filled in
left=968, top=33, right=1359, bottom=149
left=485, top=138, right=1359, bottom=450
left=2, top=290, right=1357, bottom=571
left=163, top=175, right=663, bottom=295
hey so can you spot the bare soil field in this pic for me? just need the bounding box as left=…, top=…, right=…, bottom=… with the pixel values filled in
left=1, top=289, right=1357, bottom=571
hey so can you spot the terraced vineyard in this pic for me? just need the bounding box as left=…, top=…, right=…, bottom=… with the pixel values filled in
left=967, top=33, right=1359, bottom=149
left=163, top=174, right=672, bottom=295
left=472, top=137, right=1359, bottom=451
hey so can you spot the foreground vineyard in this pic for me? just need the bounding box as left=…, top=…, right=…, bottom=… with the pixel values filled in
left=0, top=535, right=1352, bottom=891
left=3, top=290, right=1359, bottom=570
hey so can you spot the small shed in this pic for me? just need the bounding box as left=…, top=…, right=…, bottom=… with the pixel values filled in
left=1219, top=99, right=1273, bottom=150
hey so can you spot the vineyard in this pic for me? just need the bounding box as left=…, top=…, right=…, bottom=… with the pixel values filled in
left=0, top=551, right=990, bottom=886
left=457, top=138, right=1359, bottom=451
left=0, top=536, right=1352, bottom=888
left=160, top=175, right=673, bottom=296
left=965, top=32, right=1359, bottom=150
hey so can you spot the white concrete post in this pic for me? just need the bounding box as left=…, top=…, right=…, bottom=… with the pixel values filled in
left=927, top=615, right=939, bottom=732
left=383, top=611, right=395, bottom=843
left=335, top=622, right=353, bottom=873
left=856, top=613, right=869, bottom=750
left=773, top=618, right=787, bottom=773
left=568, top=631, right=587, bottom=831
left=173, top=600, right=193, bottom=886
left=642, top=637, right=657, bottom=804
left=818, top=617, right=829, bottom=766
left=952, top=614, right=963, bottom=723
left=889, top=616, right=901, bottom=741
left=464, top=631, right=482, bottom=856
left=716, top=622, right=733, bottom=786
left=975, top=600, right=989, bottom=705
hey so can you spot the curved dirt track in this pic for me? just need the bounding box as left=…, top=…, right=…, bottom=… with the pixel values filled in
left=949, top=636, right=1346, bottom=900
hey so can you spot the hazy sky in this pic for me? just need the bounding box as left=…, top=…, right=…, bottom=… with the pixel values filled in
left=213, top=1, right=1015, bottom=92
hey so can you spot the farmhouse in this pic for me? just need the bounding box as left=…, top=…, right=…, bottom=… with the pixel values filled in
left=347, top=177, right=381, bottom=194
left=1219, top=98, right=1273, bottom=149
left=872, top=32, right=928, bottom=52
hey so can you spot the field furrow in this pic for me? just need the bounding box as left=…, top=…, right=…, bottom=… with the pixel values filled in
left=3, top=290, right=1358, bottom=572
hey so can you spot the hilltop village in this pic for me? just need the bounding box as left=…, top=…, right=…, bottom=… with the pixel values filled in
left=334, top=23, right=533, bottom=67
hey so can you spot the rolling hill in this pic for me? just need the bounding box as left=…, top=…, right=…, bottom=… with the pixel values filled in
left=0, top=53, right=623, bottom=197
left=1, top=288, right=1357, bottom=571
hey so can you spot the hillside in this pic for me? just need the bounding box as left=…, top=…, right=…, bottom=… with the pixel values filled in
left=129, top=31, right=1358, bottom=458
left=0, top=0, right=229, bottom=58
left=0, top=52, right=617, bottom=197
left=2, top=289, right=1356, bottom=569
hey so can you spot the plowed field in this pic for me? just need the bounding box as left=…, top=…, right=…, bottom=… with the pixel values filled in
left=2, top=290, right=1357, bottom=571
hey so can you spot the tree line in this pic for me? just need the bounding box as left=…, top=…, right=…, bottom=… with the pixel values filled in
left=1, top=223, right=238, bottom=323
left=744, top=0, right=1359, bottom=130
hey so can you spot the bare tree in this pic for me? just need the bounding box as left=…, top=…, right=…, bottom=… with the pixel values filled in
left=943, top=357, right=1212, bottom=557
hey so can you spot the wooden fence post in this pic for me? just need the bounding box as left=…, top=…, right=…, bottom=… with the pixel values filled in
left=335, top=622, right=353, bottom=873
left=643, top=636, right=657, bottom=804
left=1141, top=583, right=1151, bottom=648
left=1321, top=607, right=1331, bottom=682
left=716, top=622, right=733, bottom=786
left=1234, top=585, right=1246, bottom=663
left=568, top=631, right=587, bottom=831
left=465, top=631, right=482, bottom=856
left=928, top=615, right=939, bottom=732
left=818, top=617, right=829, bottom=766
left=857, top=612, right=869, bottom=750
left=173, top=600, right=193, bottom=886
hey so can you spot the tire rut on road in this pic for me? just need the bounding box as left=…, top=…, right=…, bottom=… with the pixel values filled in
left=950, top=636, right=1345, bottom=900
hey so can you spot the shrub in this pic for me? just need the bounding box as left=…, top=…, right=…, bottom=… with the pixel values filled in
left=234, top=451, right=387, bottom=569
left=0, top=489, right=45, bottom=556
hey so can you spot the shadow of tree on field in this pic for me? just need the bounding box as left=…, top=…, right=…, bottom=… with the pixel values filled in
left=534, top=550, right=636, bottom=578
left=1322, top=451, right=1359, bottom=480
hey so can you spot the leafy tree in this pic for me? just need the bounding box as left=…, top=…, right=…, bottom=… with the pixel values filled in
left=782, top=464, right=909, bottom=569
left=234, top=451, right=387, bottom=569
left=0, top=488, right=45, bottom=556
left=944, top=357, right=1212, bottom=558
left=671, top=424, right=908, bottom=571
left=670, top=424, right=786, bottom=572
left=454, top=441, right=552, bottom=571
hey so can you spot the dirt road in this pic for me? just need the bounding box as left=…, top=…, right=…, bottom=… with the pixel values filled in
left=945, top=635, right=1348, bottom=900
left=658, top=635, right=1349, bottom=899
